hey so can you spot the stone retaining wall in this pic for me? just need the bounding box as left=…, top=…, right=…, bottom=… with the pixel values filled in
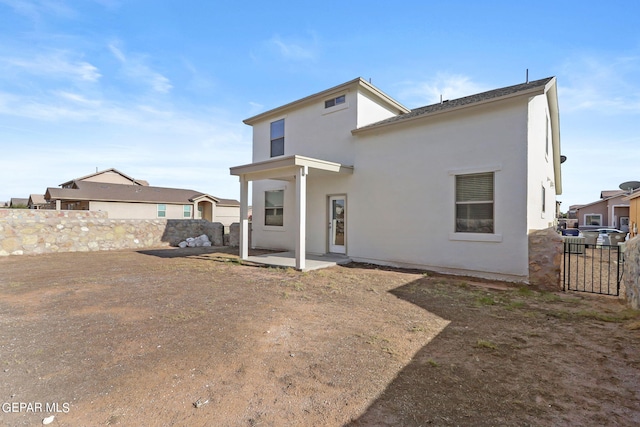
left=528, top=227, right=563, bottom=290
left=623, top=236, right=640, bottom=309
left=0, top=209, right=223, bottom=256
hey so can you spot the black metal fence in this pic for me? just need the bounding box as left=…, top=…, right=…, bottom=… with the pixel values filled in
left=562, top=242, right=624, bottom=296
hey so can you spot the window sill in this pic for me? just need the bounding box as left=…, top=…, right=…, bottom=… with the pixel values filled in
left=263, top=225, right=287, bottom=232
left=449, top=233, right=502, bottom=243
left=322, top=102, right=349, bottom=116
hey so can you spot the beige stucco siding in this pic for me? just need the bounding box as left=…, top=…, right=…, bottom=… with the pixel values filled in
left=214, top=205, right=240, bottom=227
left=83, top=171, right=137, bottom=185
left=89, top=201, right=193, bottom=219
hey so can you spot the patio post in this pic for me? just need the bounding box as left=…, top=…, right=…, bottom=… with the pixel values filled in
left=295, top=166, right=307, bottom=270
left=239, top=176, right=249, bottom=260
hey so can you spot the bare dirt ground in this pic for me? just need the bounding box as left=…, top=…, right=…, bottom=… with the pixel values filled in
left=0, top=247, right=639, bottom=427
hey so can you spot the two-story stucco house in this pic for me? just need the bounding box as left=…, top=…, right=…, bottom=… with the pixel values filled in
left=231, top=77, right=562, bottom=282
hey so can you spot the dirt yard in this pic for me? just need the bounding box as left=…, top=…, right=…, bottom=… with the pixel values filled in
left=0, top=247, right=639, bottom=426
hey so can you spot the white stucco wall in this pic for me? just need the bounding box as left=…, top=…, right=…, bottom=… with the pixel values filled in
left=526, top=93, right=558, bottom=231
left=251, top=180, right=295, bottom=250
left=356, top=90, right=401, bottom=127
left=252, top=90, right=358, bottom=165
left=343, top=99, right=531, bottom=281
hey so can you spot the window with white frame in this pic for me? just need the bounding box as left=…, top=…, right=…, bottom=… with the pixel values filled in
left=270, top=119, right=284, bottom=157
left=183, top=205, right=192, bottom=218
left=265, top=190, right=284, bottom=226
left=324, top=94, right=346, bottom=108
left=584, top=214, right=601, bottom=226
left=157, top=204, right=166, bottom=218
left=455, top=172, right=494, bottom=233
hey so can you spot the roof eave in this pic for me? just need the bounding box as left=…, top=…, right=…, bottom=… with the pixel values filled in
left=243, top=78, right=409, bottom=126
left=352, top=83, right=549, bottom=135
left=545, top=77, right=563, bottom=195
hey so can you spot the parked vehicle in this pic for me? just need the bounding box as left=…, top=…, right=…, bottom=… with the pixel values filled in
left=596, top=228, right=625, bottom=235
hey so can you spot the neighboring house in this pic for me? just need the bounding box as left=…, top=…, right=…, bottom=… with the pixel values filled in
left=231, top=76, right=562, bottom=282
left=9, top=198, right=28, bottom=208
left=28, top=194, right=51, bottom=209
left=624, top=189, right=640, bottom=238
left=575, top=190, right=630, bottom=232
left=45, top=169, right=240, bottom=225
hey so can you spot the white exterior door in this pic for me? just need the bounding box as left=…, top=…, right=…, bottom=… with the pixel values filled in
left=329, top=196, right=346, bottom=254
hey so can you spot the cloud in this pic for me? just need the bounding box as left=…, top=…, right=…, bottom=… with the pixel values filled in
left=558, top=54, right=640, bottom=114
left=395, top=73, right=488, bottom=107
left=0, top=0, right=77, bottom=20
left=253, top=33, right=320, bottom=64
left=108, top=41, right=173, bottom=94
left=2, top=51, right=101, bottom=82
left=269, top=35, right=317, bottom=61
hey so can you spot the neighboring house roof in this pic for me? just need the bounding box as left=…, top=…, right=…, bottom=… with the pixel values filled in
left=45, top=180, right=239, bottom=206
left=59, top=168, right=148, bottom=187
left=28, top=194, right=47, bottom=205
left=600, top=190, right=625, bottom=199
left=10, top=197, right=28, bottom=206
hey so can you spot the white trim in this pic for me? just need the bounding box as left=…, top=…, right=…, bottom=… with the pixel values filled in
left=448, top=164, right=502, bottom=175
left=449, top=233, right=503, bottom=242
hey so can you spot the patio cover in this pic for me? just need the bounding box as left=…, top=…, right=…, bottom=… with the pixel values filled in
left=230, top=155, right=353, bottom=270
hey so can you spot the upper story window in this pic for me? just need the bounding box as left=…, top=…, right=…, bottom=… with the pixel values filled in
left=270, top=119, right=285, bottom=157
left=455, top=172, right=494, bottom=233
left=325, top=94, right=346, bottom=109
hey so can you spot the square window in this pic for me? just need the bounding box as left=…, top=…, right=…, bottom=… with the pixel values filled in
left=585, top=214, right=601, bottom=226
left=265, top=190, right=284, bottom=226
left=455, top=172, right=494, bottom=233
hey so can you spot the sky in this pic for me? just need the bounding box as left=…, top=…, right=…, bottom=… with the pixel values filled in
left=0, top=0, right=639, bottom=210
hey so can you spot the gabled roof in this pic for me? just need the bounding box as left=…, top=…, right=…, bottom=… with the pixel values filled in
left=10, top=197, right=28, bottom=206
left=28, top=194, right=47, bottom=205
left=353, top=77, right=555, bottom=132
left=243, top=77, right=410, bottom=125
left=59, top=168, right=147, bottom=187
left=600, top=190, right=625, bottom=199
left=45, top=180, right=239, bottom=206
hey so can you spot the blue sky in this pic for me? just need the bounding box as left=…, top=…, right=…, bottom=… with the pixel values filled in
left=1, top=0, right=639, bottom=210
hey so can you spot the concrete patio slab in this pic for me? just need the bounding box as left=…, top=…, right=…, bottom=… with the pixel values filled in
left=245, top=251, right=351, bottom=271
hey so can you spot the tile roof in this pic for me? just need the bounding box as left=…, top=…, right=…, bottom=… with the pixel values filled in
left=46, top=180, right=239, bottom=206
left=355, top=77, right=555, bottom=132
